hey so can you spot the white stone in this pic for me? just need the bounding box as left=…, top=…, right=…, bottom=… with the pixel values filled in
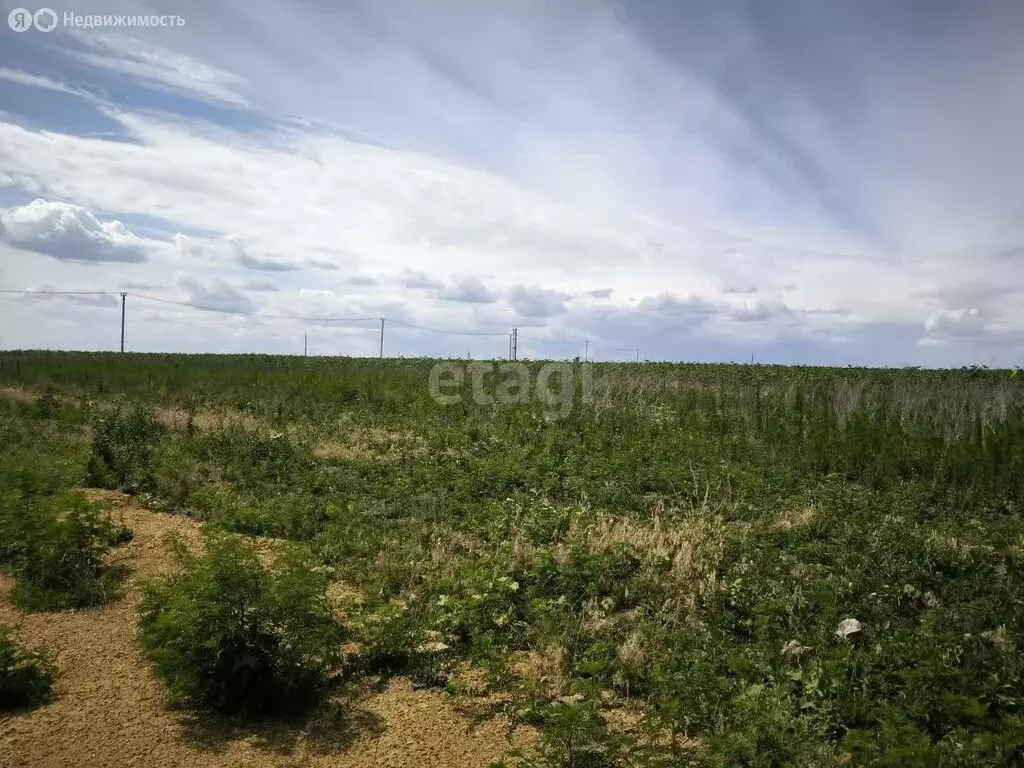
left=835, top=618, right=863, bottom=639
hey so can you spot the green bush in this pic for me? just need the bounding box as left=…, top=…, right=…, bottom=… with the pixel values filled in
left=0, top=626, right=56, bottom=710
left=0, top=492, right=126, bottom=612
left=136, top=533, right=343, bottom=718
left=86, top=404, right=165, bottom=491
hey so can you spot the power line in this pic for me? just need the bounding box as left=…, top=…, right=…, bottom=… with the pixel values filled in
left=131, top=293, right=380, bottom=323
left=0, top=288, right=628, bottom=359
left=388, top=317, right=509, bottom=337
left=131, top=293, right=261, bottom=316
left=0, top=289, right=116, bottom=295
left=3, top=288, right=514, bottom=341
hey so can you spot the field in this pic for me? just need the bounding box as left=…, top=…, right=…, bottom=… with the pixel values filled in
left=1, top=351, right=1023, bottom=767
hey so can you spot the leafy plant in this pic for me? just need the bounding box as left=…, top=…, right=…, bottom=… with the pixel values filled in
left=86, top=403, right=165, bottom=491
left=0, top=492, right=127, bottom=611
left=496, top=697, right=632, bottom=768
left=136, top=532, right=343, bottom=718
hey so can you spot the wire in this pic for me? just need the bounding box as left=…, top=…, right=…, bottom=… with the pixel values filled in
left=131, top=294, right=260, bottom=316
left=3, top=288, right=509, bottom=336
left=131, top=293, right=380, bottom=323
left=0, top=288, right=581, bottom=345
left=0, top=289, right=116, bottom=295
left=387, top=317, right=509, bottom=337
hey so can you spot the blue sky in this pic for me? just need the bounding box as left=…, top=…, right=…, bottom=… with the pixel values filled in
left=0, top=0, right=1022, bottom=365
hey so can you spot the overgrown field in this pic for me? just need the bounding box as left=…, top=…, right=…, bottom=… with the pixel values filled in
left=2, top=351, right=1023, bottom=766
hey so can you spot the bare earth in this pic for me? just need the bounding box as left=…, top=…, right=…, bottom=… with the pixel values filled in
left=0, top=492, right=532, bottom=768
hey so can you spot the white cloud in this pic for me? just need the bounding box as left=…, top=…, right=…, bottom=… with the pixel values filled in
left=236, top=251, right=298, bottom=272
left=176, top=274, right=258, bottom=312
left=508, top=285, right=571, bottom=318
left=0, top=114, right=852, bottom=312
left=0, top=68, right=81, bottom=96
left=243, top=276, right=280, bottom=292
left=399, top=270, right=443, bottom=290
left=0, top=199, right=155, bottom=263
left=924, top=308, right=987, bottom=338
left=63, top=32, right=248, bottom=107
left=437, top=277, right=498, bottom=304
left=345, top=274, right=378, bottom=286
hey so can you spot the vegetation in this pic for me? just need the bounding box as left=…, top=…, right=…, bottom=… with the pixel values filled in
left=136, top=532, right=342, bottom=718
left=1, top=351, right=1022, bottom=764
left=0, top=489, right=128, bottom=611
left=0, top=625, right=56, bottom=711
left=86, top=403, right=166, bottom=492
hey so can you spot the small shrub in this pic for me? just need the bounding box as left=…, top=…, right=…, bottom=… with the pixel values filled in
left=137, top=533, right=342, bottom=718
left=2, top=494, right=125, bottom=612
left=496, top=697, right=632, bottom=768
left=0, top=626, right=56, bottom=710
left=87, top=404, right=165, bottom=491
left=0, top=490, right=33, bottom=565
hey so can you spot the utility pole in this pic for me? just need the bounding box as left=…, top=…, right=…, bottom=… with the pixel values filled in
left=635, top=348, right=640, bottom=363
left=511, top=327, right=518, bottom=361
left=119, top=292, right=126, bottom=353
left=379, top=317, right=385, bottom=358
left=304, top=332, right=307, bottom=357
left=584, top=340, right=589, bottom=362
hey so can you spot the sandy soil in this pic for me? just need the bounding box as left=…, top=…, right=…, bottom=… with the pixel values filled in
left=0, top=491, right=532, bottom=768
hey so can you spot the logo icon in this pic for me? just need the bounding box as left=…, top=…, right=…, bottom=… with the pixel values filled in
left=8, top=7, right=33, bottom=31
left=34, top=7, right=57, bottom=31
left=7, top=6, right=58, bottom=31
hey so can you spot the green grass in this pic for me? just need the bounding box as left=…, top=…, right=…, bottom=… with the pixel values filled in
left=1, top=351, right=1022, bottom=765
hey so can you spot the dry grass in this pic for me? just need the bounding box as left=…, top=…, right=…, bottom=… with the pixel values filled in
left=509, top=646, right=570, bottom=697
left=0, top=386, right=39, bottom=403
left=774, top=504, right=817, bottom=531
left=155, top=407, right=262, bottom=434
left=573, top=513, right=725, bottom=618
left=154, top=408, right=429, bottom=463
left=313, top=426, right=427, bottom=462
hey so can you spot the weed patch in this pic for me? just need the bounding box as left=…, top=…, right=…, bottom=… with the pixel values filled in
left=87, top=403, right=166, bottom=492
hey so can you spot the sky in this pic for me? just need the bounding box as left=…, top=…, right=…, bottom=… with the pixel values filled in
left=0, top=0, right=1022, bottom=365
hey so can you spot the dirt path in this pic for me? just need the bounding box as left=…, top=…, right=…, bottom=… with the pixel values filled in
left=0, top=492, right=532, bottom=767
